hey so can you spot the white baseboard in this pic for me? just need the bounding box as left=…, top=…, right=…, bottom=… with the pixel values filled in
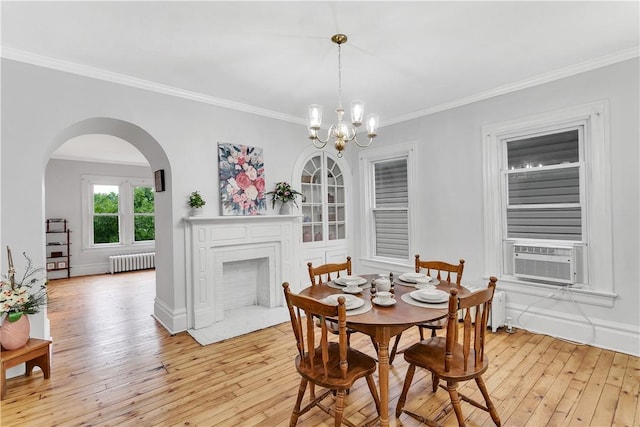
left=506, top=303, right=639, bottom=357
left=153, top=298, right=187, bottom=334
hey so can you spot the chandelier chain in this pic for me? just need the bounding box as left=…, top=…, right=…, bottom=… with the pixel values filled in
left=337, top=43, right=343, bottom=110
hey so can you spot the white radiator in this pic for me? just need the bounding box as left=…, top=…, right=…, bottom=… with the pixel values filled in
left=109, top=252, right=156, bottom=274
left=491, top=291, right=506, bottom=333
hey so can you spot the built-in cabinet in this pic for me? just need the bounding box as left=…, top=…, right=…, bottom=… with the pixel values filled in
left=45, top=219, right=71, bottom=279
left=300, top=154, right=346, bottom=243
left=297, top=151, right=349, bottom=285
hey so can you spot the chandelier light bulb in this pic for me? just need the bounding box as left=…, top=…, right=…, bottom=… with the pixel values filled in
left=351, top=100, right=364, bottom=126
left=308, top=104, right=322, bottom=130
left=366, top=113, right=379, bottom=137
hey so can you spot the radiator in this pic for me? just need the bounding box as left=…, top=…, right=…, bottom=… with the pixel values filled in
left=491, top=291, right=506, bottom=332
left=109, top=252, right=156, bottom=274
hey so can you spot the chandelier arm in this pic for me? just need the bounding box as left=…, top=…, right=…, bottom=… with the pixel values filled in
left=311, top=138, right=328, bottom=149
left=352, top=135, right=375, bottom=148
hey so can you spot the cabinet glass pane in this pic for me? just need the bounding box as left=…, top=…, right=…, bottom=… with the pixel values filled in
left=312, top=206, right=322, bottom=222
left=303, top=225, right=313, bottom=242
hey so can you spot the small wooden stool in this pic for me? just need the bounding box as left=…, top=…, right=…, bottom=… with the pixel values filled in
left=1, top=338, right=52, bottom=400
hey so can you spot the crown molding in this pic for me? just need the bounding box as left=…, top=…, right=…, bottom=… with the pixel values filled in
left=383, top=47, right=639, bottom=127
left=2, top=46, right=637, bottom=128
left=0, top=47, right=306, bottom=126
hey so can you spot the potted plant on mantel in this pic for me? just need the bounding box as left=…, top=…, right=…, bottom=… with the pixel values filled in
left=188, top=191, right=206, bottom=216
left=266, top=181, right=303, bottom=215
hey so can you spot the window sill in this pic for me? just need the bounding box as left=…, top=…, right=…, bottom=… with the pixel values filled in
left=489, top=276, right=617, bottom=308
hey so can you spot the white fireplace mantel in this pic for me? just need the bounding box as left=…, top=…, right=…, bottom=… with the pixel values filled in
left=184, top=215, right=302, bottom=329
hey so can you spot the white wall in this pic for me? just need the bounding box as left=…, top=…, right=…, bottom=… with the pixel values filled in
left=1, top=58, right=306, bottom=337
left=350, top=58, right=639, bottom=355
left=2, top=56, right=638, bottom=355
left=45, top=159, right=154, bottom=276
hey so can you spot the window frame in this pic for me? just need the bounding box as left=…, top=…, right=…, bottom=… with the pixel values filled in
left=82, top=175, right=156, bottom=249
left=482, top=101, right=614, bottom=302
left=503, top=126, right=585, bottom=242
left=360, top=141, right=417, bottom=266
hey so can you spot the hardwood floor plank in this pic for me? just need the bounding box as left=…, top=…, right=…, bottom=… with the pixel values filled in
left=612, top=354, right=639, bottom=427
left=568, top=348, right=615, bottom=426
left=1, top=271, right=637, bottom=427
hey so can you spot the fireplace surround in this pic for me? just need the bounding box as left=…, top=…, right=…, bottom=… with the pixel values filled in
left=184, top=215, right=301, bottom=330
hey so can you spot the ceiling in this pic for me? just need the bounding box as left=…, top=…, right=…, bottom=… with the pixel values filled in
left=2, top=1, right=638, bottom=165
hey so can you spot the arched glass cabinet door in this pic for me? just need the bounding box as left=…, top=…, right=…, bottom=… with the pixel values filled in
left=300, top=154, right=346, bottom=243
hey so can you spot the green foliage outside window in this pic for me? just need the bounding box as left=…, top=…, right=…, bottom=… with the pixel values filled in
left=94, top=216, right=119, bottom=244
left=94, top=191, right=119, bottom=243
left=92, top=186, right=155, bottom=244
left=134, top=187, right=155, bottom=241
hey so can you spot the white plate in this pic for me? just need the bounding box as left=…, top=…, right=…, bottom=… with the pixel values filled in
left=334, top=276, right=367, bottom=286
left=409, top=289, right=449, bottom=304
left=414, top=283, right=436, bottom=290
left=398, top=272, right=428, bottom=283
left=322, top=294, right=365, bottom=310
left=343, top=286, right=362, bottom=294
left=372, top=297, right=396, bottom=307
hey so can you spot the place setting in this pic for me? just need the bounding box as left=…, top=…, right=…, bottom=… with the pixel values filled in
left=327, top=275, right=369, bottom=291
left=395, top=272, right=440, bottom=288
left=321, top=293, right=372, bottom=315
left=401, top=286, right=451, bottom=308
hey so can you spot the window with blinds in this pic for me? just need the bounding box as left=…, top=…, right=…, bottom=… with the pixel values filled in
left=505, top=129, right=583, bottom=241
left=373, top=158, right=409, bottom=258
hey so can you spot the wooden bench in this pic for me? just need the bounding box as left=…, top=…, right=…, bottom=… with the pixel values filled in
left=1, top=338, right=52, bottom=400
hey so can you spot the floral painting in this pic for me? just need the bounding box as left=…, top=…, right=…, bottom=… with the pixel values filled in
left=218, top=143, right=267, bottom=216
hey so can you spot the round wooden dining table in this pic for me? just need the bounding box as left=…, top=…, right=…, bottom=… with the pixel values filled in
left=298, top=273, right=471, bottom=427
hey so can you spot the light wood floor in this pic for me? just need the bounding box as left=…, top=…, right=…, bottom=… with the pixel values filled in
left=1, top=271, right=638, bottom=426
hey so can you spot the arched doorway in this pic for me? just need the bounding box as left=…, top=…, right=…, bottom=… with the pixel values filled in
left=45, top=118, right=174, bottom=331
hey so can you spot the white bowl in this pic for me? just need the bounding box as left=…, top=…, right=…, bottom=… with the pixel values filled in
left=341, top=275, right=363, bottom=285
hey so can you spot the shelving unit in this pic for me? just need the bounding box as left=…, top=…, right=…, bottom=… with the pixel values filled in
left=45, top=219, right=71, bottom=279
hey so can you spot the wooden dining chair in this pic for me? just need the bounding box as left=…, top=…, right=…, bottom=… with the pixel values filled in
left=307, top=257, right=357, bottom=346
left=282, top=283, right=381, bottom=427
left=395, top=277, right=501, bottom=427
left=307, top=256, right=352, bottom=286
left=389, top=256, right=465, bottom=364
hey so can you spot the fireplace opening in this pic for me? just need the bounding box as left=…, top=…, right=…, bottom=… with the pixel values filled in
left=222, top=257, right=270, bottom=311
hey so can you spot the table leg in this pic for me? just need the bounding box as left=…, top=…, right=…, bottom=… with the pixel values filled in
left=377, top=328, right=391, bottom=427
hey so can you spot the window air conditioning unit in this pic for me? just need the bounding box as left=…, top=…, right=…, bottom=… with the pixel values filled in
left=513, top=244, right=575, bottom=285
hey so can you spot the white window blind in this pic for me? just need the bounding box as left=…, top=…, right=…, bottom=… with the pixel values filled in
left=505, top=129, right=582, bottom=241
left=373, top=159, right=409, bottom=258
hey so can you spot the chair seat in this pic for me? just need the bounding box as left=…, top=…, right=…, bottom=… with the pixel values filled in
left=296, top=342, right=378, bottom=390
left=404, top=337, right=489, bottom=382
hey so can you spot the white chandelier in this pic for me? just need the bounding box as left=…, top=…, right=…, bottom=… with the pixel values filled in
left=307, top=34, right=379, bottom=158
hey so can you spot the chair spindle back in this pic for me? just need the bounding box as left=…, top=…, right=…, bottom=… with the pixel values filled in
left=415, top=255, right=465, bottom=286
left=282, top=283, right=348, bottom=379
left=445, top=277, right=497, bottom=373
left=307, top=256, right=352, bottom=286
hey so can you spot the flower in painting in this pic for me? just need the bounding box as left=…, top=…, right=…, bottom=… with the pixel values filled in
left=218, top=143, right=267, bottom=216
